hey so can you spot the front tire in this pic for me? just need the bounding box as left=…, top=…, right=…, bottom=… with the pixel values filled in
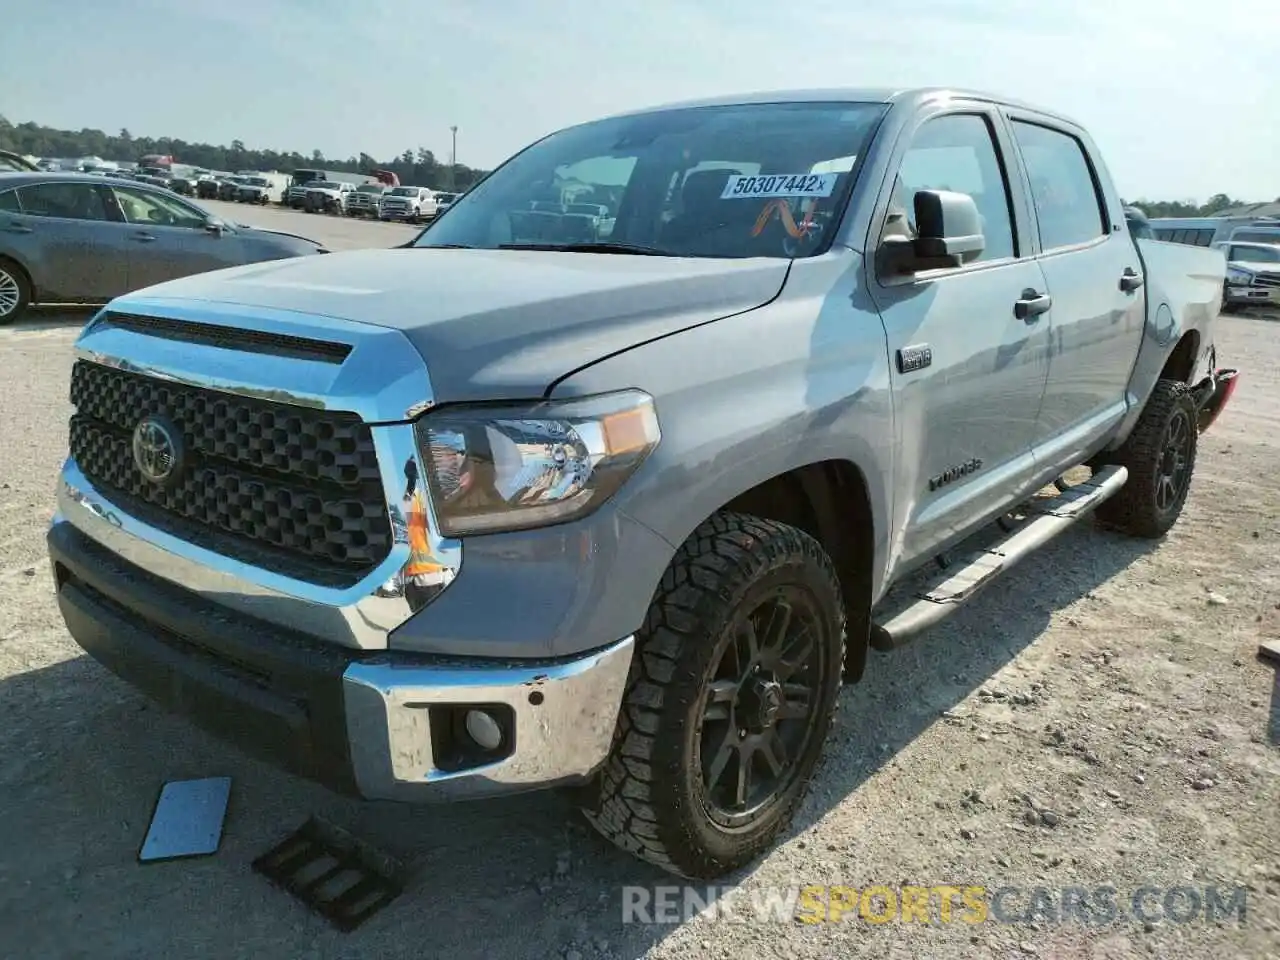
left=0, top=258, right=32, bottom=325
left=1095, top=379, right=1199, bottom=538
left=580, top=512, right=845, bottom=879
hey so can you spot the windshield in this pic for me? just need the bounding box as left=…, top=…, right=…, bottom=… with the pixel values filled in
left=311, top=181, right=342, bottom=190
left=357, top=184, right=383, bottom=193
left=139, top=167, right=168, bottom=177
left=389, top=187, right=418, bottom=196
left=437, top=193, right=457, bottom=203
left=1231, top=231, right=1280, bottom=245
left=1233, top=245, right=1280, bottom=263
left=247, top=177, right=269, bottom=186
left=414, top=101, right=886, bottom=258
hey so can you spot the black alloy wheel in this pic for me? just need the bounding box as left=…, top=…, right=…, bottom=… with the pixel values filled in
left=698, top=587, right=825, bottom=828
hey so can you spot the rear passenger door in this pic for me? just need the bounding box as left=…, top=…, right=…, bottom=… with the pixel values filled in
left=1003, top=115, right=1145, bottom=464
left=869, top=108, right=1053, bottom=568
left=7, top=181, right=124, bottom=301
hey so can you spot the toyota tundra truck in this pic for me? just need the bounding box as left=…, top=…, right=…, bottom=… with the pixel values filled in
left=48, top=88, right=1237, bottom=881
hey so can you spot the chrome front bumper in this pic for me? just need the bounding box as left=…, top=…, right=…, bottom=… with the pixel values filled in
left=52, top=504, right=633, bottom=801
left=1225, top=284, right=1278, bottom=304
left=343, top=636, right=634, bottom=801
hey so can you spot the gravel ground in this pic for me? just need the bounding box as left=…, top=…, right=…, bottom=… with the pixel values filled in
left=0, top=211, right=1277, bottom=959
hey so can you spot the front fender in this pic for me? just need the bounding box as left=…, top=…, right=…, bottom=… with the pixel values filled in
left=552, top=251, right=896, bottom=601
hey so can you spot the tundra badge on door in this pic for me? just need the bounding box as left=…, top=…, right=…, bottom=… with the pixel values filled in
left=929, top=458, right=983, bottom=492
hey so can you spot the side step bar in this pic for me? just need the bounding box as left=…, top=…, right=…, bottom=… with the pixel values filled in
left=869, top=465, right=1129, bottom=651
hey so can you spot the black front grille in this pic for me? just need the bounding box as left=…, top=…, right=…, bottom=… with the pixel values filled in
left=1254, top=272, right=1280, bottom=288
left=69, top=360, right=392, bottom=586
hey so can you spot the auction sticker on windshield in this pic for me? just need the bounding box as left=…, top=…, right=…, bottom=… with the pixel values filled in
left=721, top=173, right=838, bottom=200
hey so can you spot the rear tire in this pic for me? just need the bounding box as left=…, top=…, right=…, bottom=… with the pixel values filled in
left=1095, top=379, right=1198, bottom=538
left=0, top=258, right=32, bottom=326
left=580, top=512, right=845, bottom=879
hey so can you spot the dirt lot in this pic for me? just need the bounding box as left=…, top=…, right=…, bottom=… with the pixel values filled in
left=0, top=211, right=1277, bottom=959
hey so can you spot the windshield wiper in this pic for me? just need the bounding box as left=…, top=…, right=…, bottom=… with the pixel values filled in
left=417, top=243, right=477, bottom=249
left=498, top=241, right=670, bottom=256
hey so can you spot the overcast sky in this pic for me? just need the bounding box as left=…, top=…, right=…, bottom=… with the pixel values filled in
left=4, top=0, right=1276, bottom=203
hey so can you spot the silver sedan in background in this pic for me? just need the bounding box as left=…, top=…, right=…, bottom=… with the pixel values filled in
left=0, top=172, right=328, bottom=324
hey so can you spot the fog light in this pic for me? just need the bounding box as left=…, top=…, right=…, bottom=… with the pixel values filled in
left=464, top=709, right=503, bottom=751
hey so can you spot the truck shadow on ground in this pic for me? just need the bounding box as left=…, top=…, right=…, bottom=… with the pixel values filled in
left=0, top=521, right=1156, bottom=959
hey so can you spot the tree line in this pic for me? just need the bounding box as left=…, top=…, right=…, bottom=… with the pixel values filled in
left=1122, top=194, right=1274, bottom=218
left=2, top=116, right=1274, bottom=214
left=0, top=116, right=489, bottom=191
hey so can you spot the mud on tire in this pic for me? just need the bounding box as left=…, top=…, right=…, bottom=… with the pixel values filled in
left=579, top=511, right=845, bottom=879
left=1095, top=378, right=1199, bottom=539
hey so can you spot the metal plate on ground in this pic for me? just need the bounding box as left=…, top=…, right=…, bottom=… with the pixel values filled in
left=252, top=816, right=406, bottom=932
left=1258, top=639, right=1280, bottom=665
left=138, top=776, right=232, bottom=863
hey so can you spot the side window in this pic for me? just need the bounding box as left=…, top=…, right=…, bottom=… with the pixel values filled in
left=111, top=187, right=207, bottom=229
left=0, top=189, right=19, bottom=213
left=1011, top=121, right=1107, bottom=251
left=1229, top=246, right=1249, bottom=261
left=888, top=113, right=1016, bottom=262
left=16, top=182, right=107, bottom=221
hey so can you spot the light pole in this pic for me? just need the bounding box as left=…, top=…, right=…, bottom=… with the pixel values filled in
left=449, top=125, right=458, bottom=191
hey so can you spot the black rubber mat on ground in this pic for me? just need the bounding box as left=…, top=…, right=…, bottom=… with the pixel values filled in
left=252, top=816, right=406, bottom=932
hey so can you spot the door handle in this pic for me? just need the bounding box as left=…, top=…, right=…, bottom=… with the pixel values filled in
left=1014, top=289, right=1053, bottom=321
left=1119, top=268, right=1144, bottom=293
left=2, top=221, right=33, bottom=234
left=131, top=232, right=157, bottom=242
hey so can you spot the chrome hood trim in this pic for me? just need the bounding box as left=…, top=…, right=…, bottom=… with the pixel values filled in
left=76, top=299, right=433, bottom=423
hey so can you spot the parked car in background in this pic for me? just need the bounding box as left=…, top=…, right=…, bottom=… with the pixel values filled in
left=0, top=150, right=39, bottom=173
left=132, top=166, right=172, bottom=190
left=1215, top=240, right=1280, bottom=312
left=236, top=173, right=289, bottom=205
left=196, top=175, right=221, bottom=199
left=303, top=180, right=355, bottom=214
left=169, top=173, right=197, bottom=197
left=286, top=168, right=330, bottom=208
left=0, top=172, right=328, bottom=324
left=379, top=185, right=436, bottom=222
left=218, top=175, right=249, bottom=201
left=433, top=191, right=459, bottom=216
left=346, top=183, right=388, bottom=218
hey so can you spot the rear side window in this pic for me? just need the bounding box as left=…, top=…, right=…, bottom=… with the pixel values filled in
left=1011, top=121, right=1107, bottom=251
left=0, top=189, right=18, bottom=213
left=17, top=182, right=108, bottom=221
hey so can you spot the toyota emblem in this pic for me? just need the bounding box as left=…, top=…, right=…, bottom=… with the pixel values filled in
left=132, top=416, right=182, bottom=485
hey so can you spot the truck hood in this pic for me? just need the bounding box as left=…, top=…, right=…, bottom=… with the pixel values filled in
left=122, top=247, right=790, bottom=403
left=232, top=223, right=320, bottom=247
left=1230, top=259, right=1280, bottom=274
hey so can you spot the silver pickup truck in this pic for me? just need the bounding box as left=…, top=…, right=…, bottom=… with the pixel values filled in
left=48, top=87, right=1237, bottom=880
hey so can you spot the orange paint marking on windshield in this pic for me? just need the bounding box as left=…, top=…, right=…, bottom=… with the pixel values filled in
left=751, top=199, right=818, bottom=239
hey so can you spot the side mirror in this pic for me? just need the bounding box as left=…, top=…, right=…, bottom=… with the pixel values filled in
left=204, top=218, right=226, bottom=236
left=882, top=189, right=985, bottom=274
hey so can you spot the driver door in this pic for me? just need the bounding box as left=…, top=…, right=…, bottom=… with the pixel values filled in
left=107, top=185, right=245, bottom=289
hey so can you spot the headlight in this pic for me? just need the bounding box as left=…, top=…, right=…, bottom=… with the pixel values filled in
left=416, top=390, right=660, bottom=537
left=1227, top=267, right=1254, bottom=285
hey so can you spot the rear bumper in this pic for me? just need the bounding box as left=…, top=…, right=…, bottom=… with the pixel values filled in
left=48, top=518, right=633, bottom=802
